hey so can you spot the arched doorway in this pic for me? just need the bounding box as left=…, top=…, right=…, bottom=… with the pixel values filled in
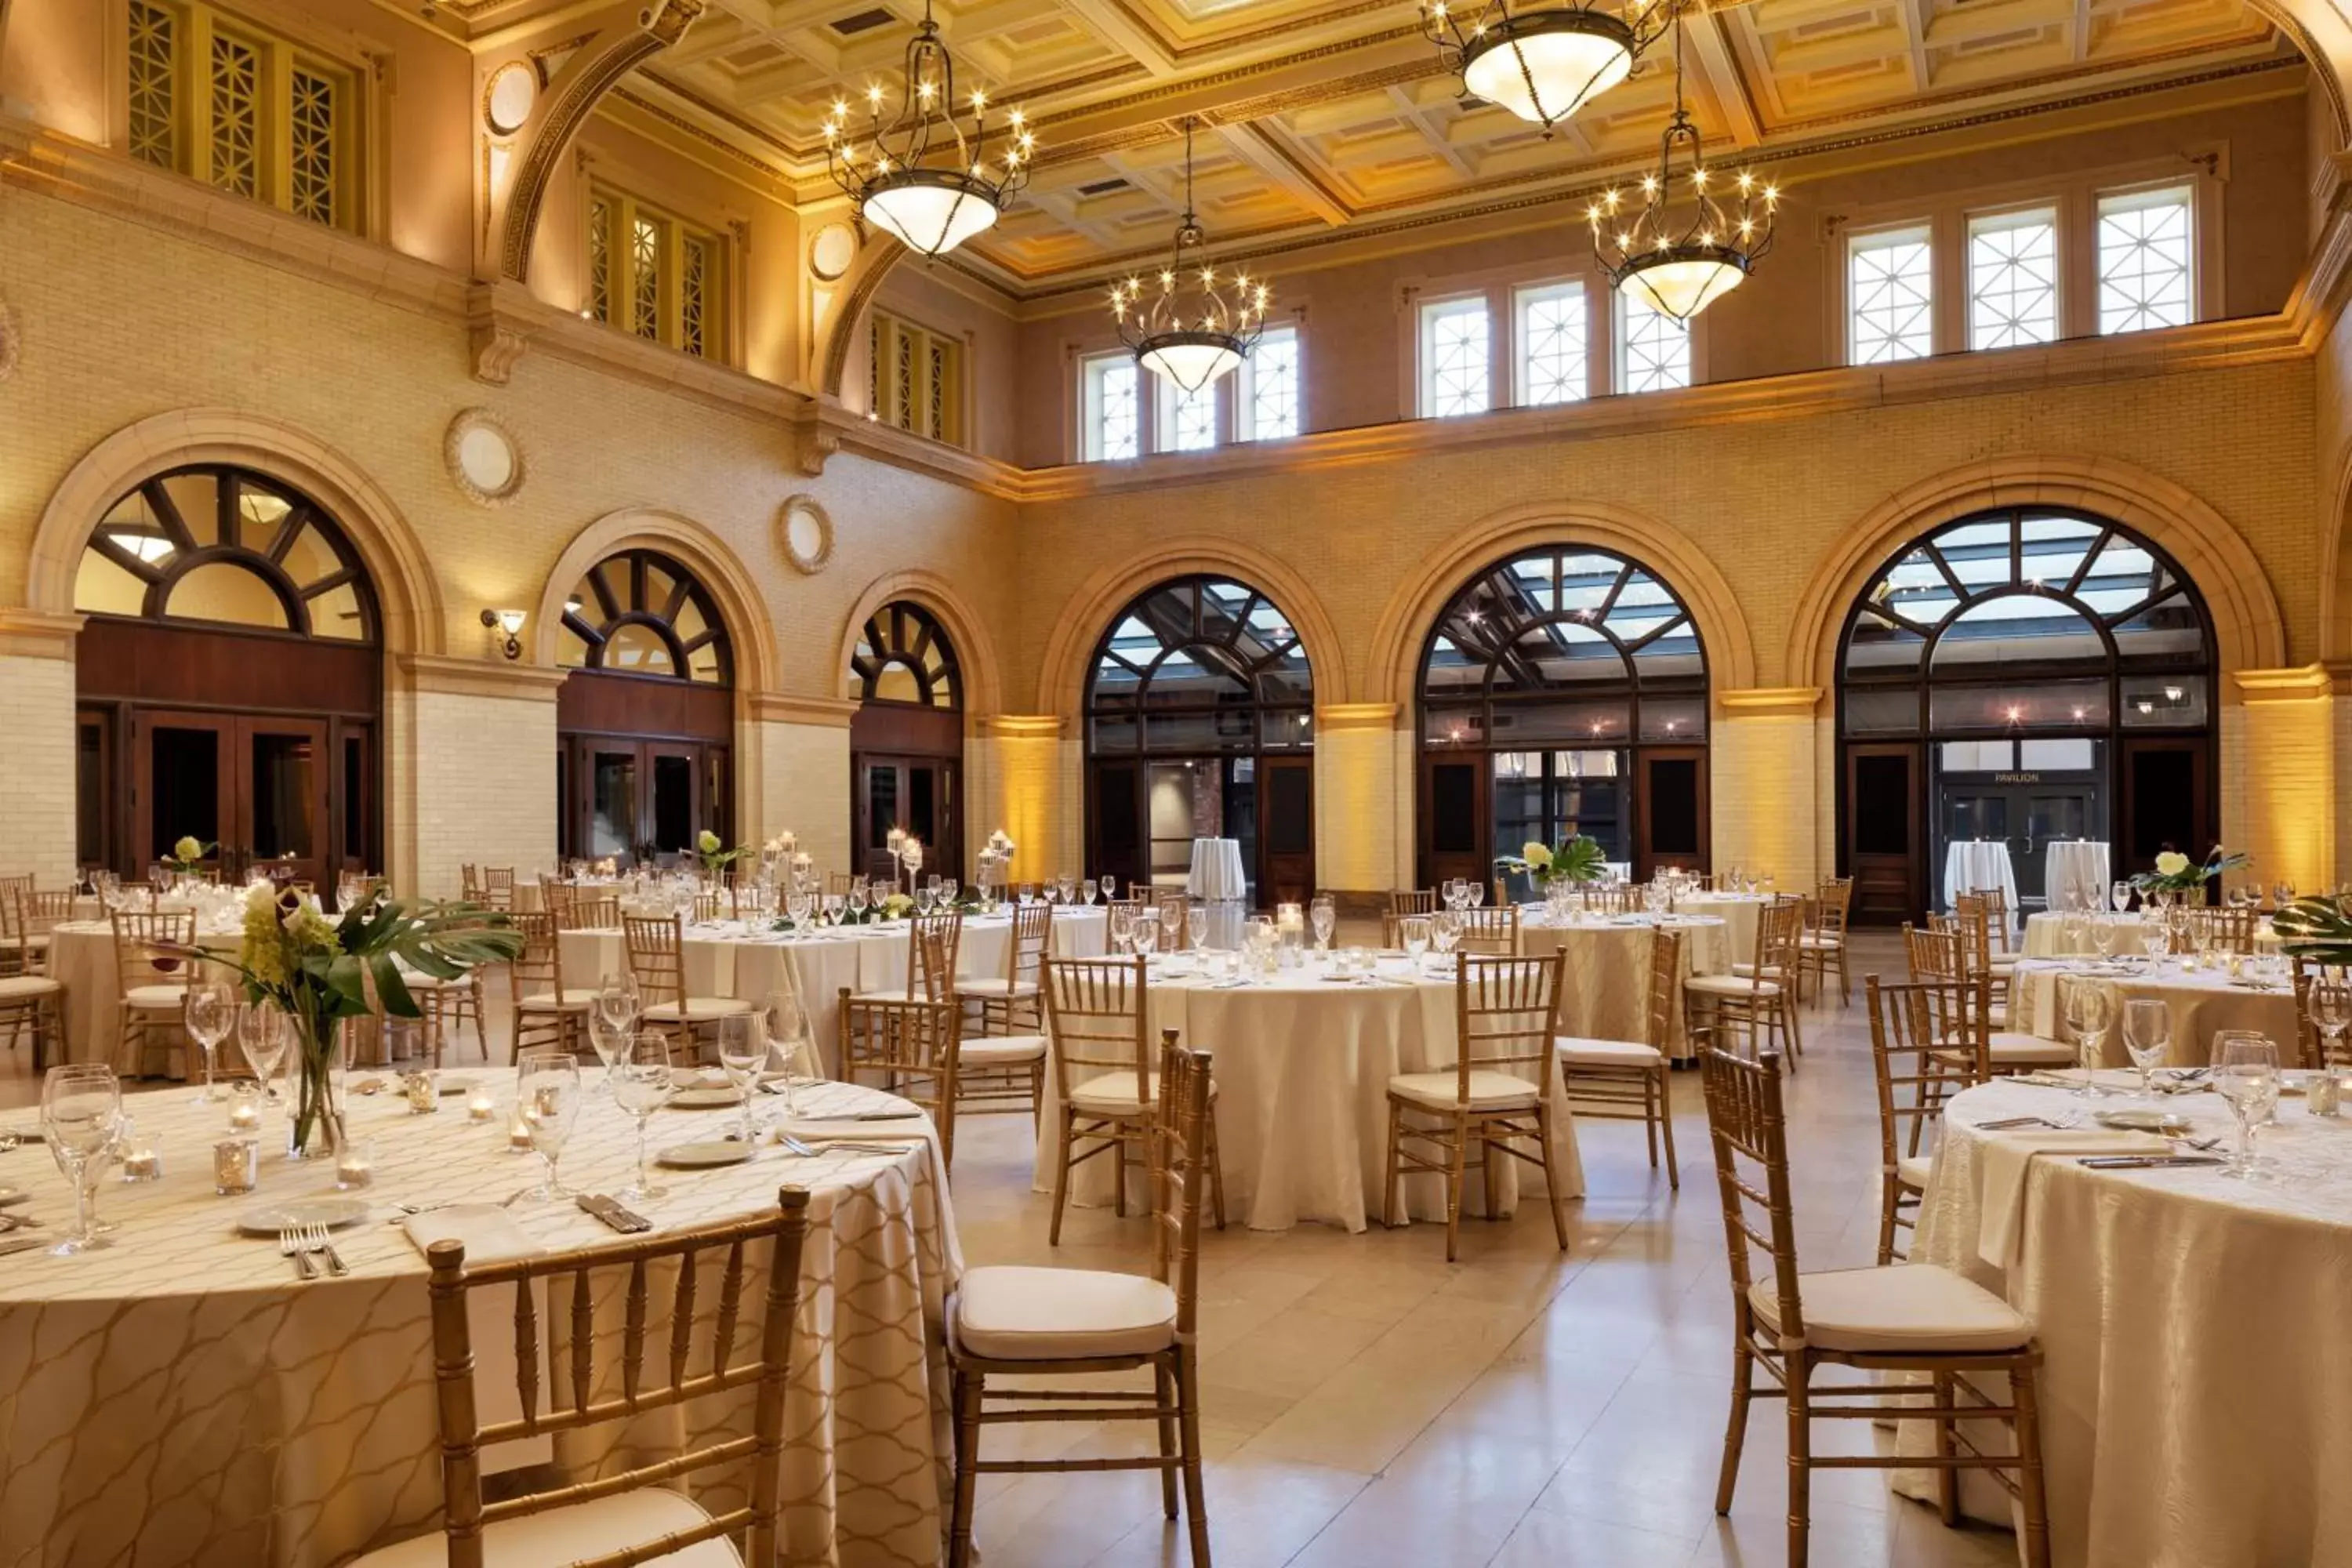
left=1835, top=508, right=2217, bottom=923
left=555, top=549, right=733, bottom=865
left=72, top=463, right=381, bottom=886
left=1417, top=546, right=1710, bottom=887
left=850, top=601, right=964, bottom=880
left=1084, top=576, right=1315, bottom=905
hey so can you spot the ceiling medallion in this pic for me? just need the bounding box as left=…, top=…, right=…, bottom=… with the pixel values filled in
left=1425, top=0, right=1668, bottom=133
left=1588, top=19, right=1775, bottom=322
left=821, top=0, right=1034, bottom=260
left=1109, top=118, right=1271, bottom=396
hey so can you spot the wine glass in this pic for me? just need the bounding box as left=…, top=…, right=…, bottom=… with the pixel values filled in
left=1309, top=895, right=1336, bottom=953
left=1400, top=915, right=1432, bottom=975
left=785, top=889, right=812, bottom=928
left=1159, top=901, right=1184, bottom=955
left=2062, top=978, right=2114, bottom=1097
left=1130, top=915, right=1159, bottom=959
left=2212, top=1033, right=2281, bottom=1179
left=1432, top=908, right=1462, bottom=967
left=1187, top=899, right=1209, bottom=953
left=514, top=1050, right=581, bottom=1201
left=1082, top=877, right=1098, bottom=906
left=2121, top=997, right=2171, bottom=1099
left=587, top=1011, right=629, bottom=1091
left=2089, top=916, right=2120, bottom=964
left=613, top=1034, right=676, bottom=1201
left=822, top=893, right=847, bottom=926
left=238, top=1005, right=289, bottom=1106
left=2313, top=975, right=2352, bottom=1067
left=597, top=971, right=641, bottom=1036
left=2111, top=880, right=2133, bottom=915
left=184, top=981, right=236, bottom=1103
left=42, top=1064, right=122, bottom=1256
left=717, top=1015, right=765, bottom=1142
left=760, top=989, right=816, bottom=1118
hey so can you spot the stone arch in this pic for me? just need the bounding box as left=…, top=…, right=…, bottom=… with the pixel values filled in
left=834, top=568, right=1004, bottom=718
left=1367, top=499, right=1760, bottom=710
left=27, top=408, right=444, bottom=655
left=1033, top=537, right=1345, bottom=718
left=531, top=508, right=779, bottom=696
left=812, top=233, right=909, bottom=399
left=1786, top=456, right=2287, bottom=691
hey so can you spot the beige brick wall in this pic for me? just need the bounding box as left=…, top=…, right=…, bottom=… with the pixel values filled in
left=0, top=654, right=78, bottom=885
left=754, top=720, right=851, bottom=876
left=406, top=689, right=559, bottom=899
left=1711, top=712, right=1820, bottom=887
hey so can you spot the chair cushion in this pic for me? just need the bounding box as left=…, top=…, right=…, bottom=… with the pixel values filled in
left=1387, top=1069, right=1542, bottom=1112
left=642, top=996, right=753, bottom=1022
left=518, top=989, right=598, bottom=1011
left=1747, top=1263, right=2031, bottom=1354
left=1796, top=934, right=1842, bottom=950
left=851, top=986, right=916, bottom=1004
left=0, top=935, right=51, bottom=951
left=0, top=975, right=61, bottom=1000
left=350, top=1486, right=740, bottom=1567
left=1686, top=974, right=1783, bottom=999
left=124, top=983, right=189, bottom=1010
left=1730, top=963, right=1790, bottom=979
left=1989, top=1031, right=2078, bottom=1065
left=957, top=978, right=1040, bottom=1000
left=1554, top=1036, right=1663, bottom=1068
left=962, top=1034, right=1047, bottom=1065
left=1896, top=1152, right=1934, bottom=1190
left=1067, top=1069, right=1218, bottom=1115
left=953, top=1265, right=1178, bottom=1361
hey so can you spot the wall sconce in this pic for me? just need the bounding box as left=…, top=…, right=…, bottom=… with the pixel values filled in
left=481, top=608, right=526, bottom=660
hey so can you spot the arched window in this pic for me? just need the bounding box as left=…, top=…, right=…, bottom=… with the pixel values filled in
left=1835, top=509, right=2216, bottom=920
left=557, top=549, right=731, bottom=684
left=74, top=465, right=377, bottom=642
left=853, top=601, right=960, bottom=709
left=1417, top=547, right=1709, bottom=886
left=1084, top=576, right=1316, bottom=903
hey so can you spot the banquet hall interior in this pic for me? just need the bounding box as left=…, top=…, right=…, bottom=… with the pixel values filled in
left=3, top=0, right=2351, bottom=1562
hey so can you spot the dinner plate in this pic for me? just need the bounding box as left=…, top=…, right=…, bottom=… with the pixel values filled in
left=656, top=1141, right=755, bottom=1169
left=668, top=1086, right=747, bottom=1109
left=2094, top=1108, right=2193, bottom=1134
left=237, top=1197, right=370, bottom=1236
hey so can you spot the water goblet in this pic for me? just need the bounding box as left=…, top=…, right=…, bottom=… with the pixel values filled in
left=1131, top=916, right=1160, bottom=959
left=587, top=1010, right=629, bottom=1091
left=597, top=971, right=641, bottom=1036
left=1099, top=874, right=1117, bottom=902
left=238, top=1005, right=290, bottom=1107
left=42, top=1064, right=122, bottom=1256
left=2314, top=976, right=2352, bottom=1067
left=2089, top=915, right=2121, bottom=963
left=942, top=879, right=959, bottom=903
left=185, top=980, right=236, bottom=1104
left=1082, top=878, right=1099, bottom=906
left=2121, top=997, right=2171, bottom=1099
left=2212, top=1033, right=2281, bottom=1179
left=1310, top=895, right=1336, bottom=953
left=823, top=893, right=847, bottom=926
left=717, top=1014, right=766, bottom=1142
left=760, top=989, right=815, bottom=1119
left=1400, top=915, right=1432, bottom=975
left=2062, top=978, right=2114, bottom=1097
left=1188, top=899, right=1209, bottom=953
left=514, top=1049, right=582, bottom=1202
left=612, top=1034, right=676, bottom=1201
left=1159, top=900, right=1184, bottom=953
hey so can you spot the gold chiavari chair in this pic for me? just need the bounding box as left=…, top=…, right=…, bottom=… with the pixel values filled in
left=0, top=876, right=40, bottom=977
left=688, top=889, right=724, bottom=924
left=507, top=910, right=593, bottom=1062
left=946, top=1035, right=1214, bottom=1568
left=477, top=867, right=516, bottom=913
left=1389, top=888, right=1439, bottom=916
left=557, top=895, right=620, bottom=932
left=1951, top=895, right=2018, bottom=992
left=1686, top=897, right=1805, bottom=1066
left=839, top=982, right=964, bottom=1167
left=1554, top=926, right=1682, bottom=1188
left=1700, top=1047, right=2051, bottom=1568
left=0, top=890, right=65, bottom=1073
left=1905, top=925, right=2072, bottom=1076
left=1379, top=909, right=1433, bottom=949
left=2201, top=904, right=2259, bottom=955
left=828, top=871, right=857, bottom=897
left=855, top=910, right=964, bottom=1004
left=1381, top=952, right=1572, bottom=1262
left=1454, top=905, right=1522, bottom=956
left=953, top=903, right=1051, bottom=1124
left=110, top=907, right=195, bottom=1076
left=1865, top=976, right=1985, bottom=1266
left=350, top=1191, right=812, bottom=1568
left=1797, top=877, right=1855, bottom=1007
left=1041, top=955, right=1225, bottom=1244
left=623, top=913, right=751, bottom=1062
left=20, top=889, right=78, bottom=978
left=959, top=901, right=1050, bottom=1032
left=539, top=879, right=579, bottom=920
left=2292, top=960, right=2352, bottom=1069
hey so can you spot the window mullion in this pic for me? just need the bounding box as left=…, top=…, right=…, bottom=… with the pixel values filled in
left=262, top=35, right=292, bottom=212
left=662, top=219, right=684, bottom=349
left=186, top=4, right=216, bottom=187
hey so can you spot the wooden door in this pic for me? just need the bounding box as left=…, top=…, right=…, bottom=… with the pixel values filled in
left=238, top=713, right=332, bottom=889
left=577, top=739, right=642, bottom=863
left=2120, top=738, right=2212, bottom=884
left=642, top=742, right=703, bottom=861
left=1258, top=756, right=1315, bottom=906
left=1088, top=760, right=1145, bottom=893
left=134, top=710, right=331, bottom=885
left=1845, top=742, right=1923, bottom=924
left=134, top=710, right=238, bottom=876
left=1635, top=746, right=1709, bottom=880
left=1419, top=752, right=1487, bottom=889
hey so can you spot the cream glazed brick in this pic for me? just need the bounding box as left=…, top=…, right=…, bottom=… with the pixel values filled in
left=757, top=720, right=851, bottom=875
left=0, top=654, right=78, bottom=884
left=407, top=690, right=557, bottom=899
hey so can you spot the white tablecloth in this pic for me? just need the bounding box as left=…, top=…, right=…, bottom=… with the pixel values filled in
left=2007, top=958, right=2299, bottom=1064
left=1944, top=839, right=2020, bottom=914
left=1185, top=838, right=1246, bottom=901
left=2042, top=841, right=2111, bottom=913
left=1668, top=893, right=1769, bottom=965
left=1908, top=1076, right=2352, bottom=1566
left=1033, top=953, right=1584, bottom=1232
left=0, top=1078, right=960, bottom=1568
left=1520, top=912, right=1730, bottom=1060
left=2024, top=911, right=2281, bottom=958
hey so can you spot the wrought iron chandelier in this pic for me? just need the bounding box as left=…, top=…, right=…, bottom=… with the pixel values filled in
left=1587, top=18, right=1774, bottom=321
left=821, top=0, right=1035, bottom=259
left=1425, top=0, right=1669, bottom=135
left=1109, top=120, right=1271, bottom=395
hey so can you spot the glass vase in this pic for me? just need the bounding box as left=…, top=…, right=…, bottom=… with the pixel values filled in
left=287, top=1008, right=347, bottom=1161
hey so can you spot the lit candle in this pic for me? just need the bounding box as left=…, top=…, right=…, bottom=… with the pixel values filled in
left=121, top=1149, right=162, bottom=1181
left=213, top=1139, right=257, bottom=1196
left=336, top=1146, right=375, bottom=1191
left=508, top=1105, right=539, bottom=1152
left=228, top=1101, right=260, bottom=1134
left=466, top=1087, right=496, bottom=1123
left=402, top=1070, right=438, bottom=1114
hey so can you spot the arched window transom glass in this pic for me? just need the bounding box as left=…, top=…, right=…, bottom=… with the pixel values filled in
left=557, top=550, right=731, bottom=685
left=1087, top=576, right=1314, bottom=753
left=73, top=465, right=377, bottom=642
left=853, top=601, right=960, bottom=709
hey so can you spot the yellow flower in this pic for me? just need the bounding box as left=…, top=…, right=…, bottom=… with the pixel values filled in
left=1522, top=842, right=1554, bottom=869
left=2154, top=851, right=2191, bottom=877
left=697, top=830, right=722, bottom=855
left=172, top=836, right=203, bottom=863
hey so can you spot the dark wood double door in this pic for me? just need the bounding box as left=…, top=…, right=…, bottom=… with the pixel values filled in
left=1087, top=755, right=1314, bottom=908
left=851, top=699, right=962, bottom=882
left=558, top=670, right=731, bottom=866
left=1417, top=747, right=1709, bottom=889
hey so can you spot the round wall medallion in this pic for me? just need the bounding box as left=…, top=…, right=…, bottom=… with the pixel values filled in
left=810, top=223, right=858, bottom=282
left=484, top=62, right=536, bottom=135
left=779, top=495, right=834, bottom=575
left=445, top=408, right=524, bottom=507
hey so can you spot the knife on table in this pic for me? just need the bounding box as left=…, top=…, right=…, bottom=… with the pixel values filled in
left=575, top=1193, right=653, bottom=1233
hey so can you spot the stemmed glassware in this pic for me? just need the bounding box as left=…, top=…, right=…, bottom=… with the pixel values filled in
left=2313, top=977, right=2352, bottom=1067
left=1309, top=894, right=1336, bottom=953
left=1159, top=900, right=1184, bottom=956
left=1130, top=914, right=1160, bottom=959
left=238, top=1005, right=289, bottom=1107
left=2212, top=1033, right=2281, bottom=1180
left=42, top=1064, right=122, bottom=1256
left=1187, top=899, right=1208, bottom=954
left=185, top=981, right=235, bottom=1103
left=613, top=1033, right=677, bottom=1201
left=2062, top=978, right=2114, bottom=1097
left=2121, top=997, right=2171, bottom=1099
left=1431, top=909, right=1462, bottom=969
left=760, top=989, right=815, bottom=1118
left=1082, top=877, right=1099, bottom=906
left=717, top=1015, right=766, bottom=1143
left=514, top=1049, right=582, bottom=1202
left=1099, top=874, right=1117, bottom=902
left=1400, top=915, right=1432, bottom=975
left=1465, top=880, right=1485, bottom=910
left=2089, top=915, right=2120, bottom=964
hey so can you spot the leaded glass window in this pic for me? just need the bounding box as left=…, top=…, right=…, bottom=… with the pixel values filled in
left=2098, top=186, right=2194, bottom=335
left=1421, top=296, right=1490, bottom=417
left=630, top=216, right=662, bottom=340
left=867, top=308, right=965, bottom=445
left=207, top=31, right=260, bottom=198
left=1083, top=354, right=1140, bottom=461
left=1617, top=291, right=1690, bottom=394
left=588, top=195, right=613, bottom=325
left=1516, top=283, right=1588, bottom=406
left=681, top=235, right=711, bottom=358
left=586, top=187, right=730, bottom=361
left=289, top=68, right=337, bottom=227
left=1849, top=226, right=1933, bottom=364
left=1169, top=383, right=1218, bottom=452
left=129, top=1, right=177, bottom=169
left=557, top=550, right=732, bottom=686
left=1968, top=209, right=2057, bottom=350
left=852, top=602, right=961, bottom=709
left=1239, top=325, right=1299, bottom=441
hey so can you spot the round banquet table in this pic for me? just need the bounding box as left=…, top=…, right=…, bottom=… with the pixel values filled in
left=1906, top=1074, right=2352, bottom=1567
left=0, top=1077, right=960, bottom=1568
left=1944, top=838, right=2020, bottom=914
left=1033, top=952, right=1584, bottom=1232
left=1519, top=910, right=1730, bottom=1060
left=2005, top=957, right=2299, bottom=1064
left=1668, top=892, right=1769, bottom=965
left=49, top=920, right=242, bottom=1076
left=561, top=907, right=1107, bottom=1077
left=2023, top=910, right=2281, bottom=958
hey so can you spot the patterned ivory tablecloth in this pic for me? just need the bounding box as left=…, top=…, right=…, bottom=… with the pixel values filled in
left=0, top=1077, right=961, bottom=1568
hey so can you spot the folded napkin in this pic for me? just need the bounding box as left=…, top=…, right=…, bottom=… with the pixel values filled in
left=1975, top=1129, right=2171, bottom=1271
left=402, top=1204, right=544, bottom=1265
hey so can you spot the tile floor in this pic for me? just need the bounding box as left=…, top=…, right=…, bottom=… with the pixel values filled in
left=0, top=928, right=2028, bottom=1567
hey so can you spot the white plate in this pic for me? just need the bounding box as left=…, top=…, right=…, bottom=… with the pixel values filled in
left=237, top=1197, right=370, bottom=1236
left=2094, top=1108, right=2193, bottom=1134
left=668, top=1086, right=746, bottom=1109
left=656, top=1140, right=755, bottom=1169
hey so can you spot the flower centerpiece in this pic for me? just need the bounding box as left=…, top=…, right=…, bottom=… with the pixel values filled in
left=162, top=836, right=216, bottom=877
left=182, top=884, right=522, bottom=1157
left=1498, top=834, right=1609, bottom=887
left=2133, top=845, right=2249, bottom=899
left=695, top=829, right=747, bottom=880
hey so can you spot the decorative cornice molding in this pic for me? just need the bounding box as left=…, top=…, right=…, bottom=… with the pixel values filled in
left=975, top=714, right=1068, bottom=739
left=1718, top=688, right=1826, bottom=716
left=1316, top=702, right=1402, bottom=731
left=394, top=652, right=568, bottom=700
left=2234, top=664, right=2336, bottom=701
left=748, top=692, right=861, bottom=728
left=0, top=609, right=86, bottom=661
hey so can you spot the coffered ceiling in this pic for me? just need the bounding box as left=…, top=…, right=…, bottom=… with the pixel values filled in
left=447, top=0, right=2287, bottom=292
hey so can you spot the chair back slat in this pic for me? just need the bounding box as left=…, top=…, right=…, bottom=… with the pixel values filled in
left=1007, top=902, right=1052, bottom=987
left=622, top=915, right=688, bottom=1012
left=424, top=1192, right=811, bottom=1568
left=510, top=910, right=564, bottom=997
left=907, top=910, right=964, bottom=1000
left=1809, top=877, right=1854, bottom=941
left=1451, top=953, right=1564, bottom=1100
left=1866, top=978, right=1980, bottom=1174
left=1699, top=1047, right=1806, bottom=1344
left=837, top=985, right=963, bottom=1161
left=1645, top=927, right=1685, bottom=1047
left=1454, top=905, right=1520, bottom=956
left=1151, top=1032, right=1213, bottom=1339
left=670, top=1250, right=698, bottom=1391
left=1044, top=956, right=1152, bottom=1094
left=1389, top=888, right=1439, bottom=916
left=111, top=908, right=196, bottom=996
left=560, top=895, right=619, bottom=931
left=480, top=868, right=516, bottom=912
left=1904, top=922, right=1961, bottom=984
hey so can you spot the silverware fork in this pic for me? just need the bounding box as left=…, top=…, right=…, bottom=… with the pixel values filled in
left=280, top=1226, right=318, bottom=1281
left=307, top=1222, right=349, bottom=1277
